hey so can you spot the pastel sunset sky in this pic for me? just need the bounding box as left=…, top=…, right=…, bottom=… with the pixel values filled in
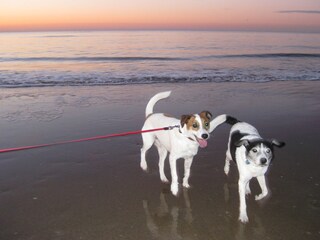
left=1, top=0, right=320, bottom=32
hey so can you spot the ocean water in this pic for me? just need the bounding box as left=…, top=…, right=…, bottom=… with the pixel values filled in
left=0, top=31, right=319, bottom=88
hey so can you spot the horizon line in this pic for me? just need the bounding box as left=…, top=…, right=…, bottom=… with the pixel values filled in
left=1, top=27, right=320, bottom=34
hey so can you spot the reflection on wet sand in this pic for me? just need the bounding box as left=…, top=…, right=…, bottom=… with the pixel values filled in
left=1, top=82, right=319, bottom=239
left=142, top=184, right=268, bottom=240
left=143, top=189, right=194, bottom=240
left=223, top=183, right=267, bottom=240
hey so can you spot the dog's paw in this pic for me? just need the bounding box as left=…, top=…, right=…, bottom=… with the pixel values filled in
left=171, top=184, right=179, bottom=196
left=239, top=214, right=249, bottom=223
left=161, top=176, right=169, bottom=183
left=182, top=182, right=191, bottom=188
left=255, top=193, right=267, bottom=201
left=140, top=161, right=148, bottom=171
left=224, top=166, right=230, bottom=176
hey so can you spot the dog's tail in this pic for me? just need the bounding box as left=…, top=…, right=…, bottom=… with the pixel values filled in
left=145, top=91, right=172, bottom=118
left=209, top=114, right=239, bottom=133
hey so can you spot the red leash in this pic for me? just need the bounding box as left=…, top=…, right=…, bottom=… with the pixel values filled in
left=0, top=125, right=179, bottom=154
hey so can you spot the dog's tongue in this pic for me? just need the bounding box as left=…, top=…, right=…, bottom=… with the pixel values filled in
left=197, top=138, right=208, bottom=148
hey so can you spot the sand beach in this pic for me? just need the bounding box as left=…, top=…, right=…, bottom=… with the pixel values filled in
left=0, top=81, right=319, bottom=240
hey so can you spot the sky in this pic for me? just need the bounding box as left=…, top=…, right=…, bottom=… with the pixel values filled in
left=1, top=0, right=320, bottom=32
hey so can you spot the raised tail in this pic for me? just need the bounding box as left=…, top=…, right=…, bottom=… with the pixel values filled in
left=145, top=91, right=172, bottom=118
left=209, top=114, right=239, bottom=133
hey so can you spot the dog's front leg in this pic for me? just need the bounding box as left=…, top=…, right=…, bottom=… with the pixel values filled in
left=169, top=155, right=179, bottom=196
left=238, top=178, right=249, bottom=223
left=183, top=157, right=193, bottom=188
left=255, top=175, right=268, bottom=200
left=245, top=182, right=251, bottom=195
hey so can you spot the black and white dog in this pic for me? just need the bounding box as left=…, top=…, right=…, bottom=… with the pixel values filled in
left=223, top=118, right=285, bottom=223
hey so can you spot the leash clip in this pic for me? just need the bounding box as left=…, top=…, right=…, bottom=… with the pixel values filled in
left=165, top=125, right=180, bottom=130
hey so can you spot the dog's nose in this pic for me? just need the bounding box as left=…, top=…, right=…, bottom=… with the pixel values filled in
left=260, top=158, right=267, bottom=164
left=202, top=133, right=208, bottom=139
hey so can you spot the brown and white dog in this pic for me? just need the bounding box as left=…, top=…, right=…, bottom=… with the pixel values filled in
left=140, top=91, right=212, bottom=196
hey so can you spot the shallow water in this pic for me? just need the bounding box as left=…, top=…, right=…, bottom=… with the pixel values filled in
left=0, top=82, right=319, bottom=239
left=1, top=31, right=319, bottom=87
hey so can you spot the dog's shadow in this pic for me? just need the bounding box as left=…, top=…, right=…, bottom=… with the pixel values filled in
left=142, top=188, right=194, bottom=239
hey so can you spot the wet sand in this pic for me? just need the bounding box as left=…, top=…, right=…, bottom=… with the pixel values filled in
left=0, top=81, right=319, bottom=240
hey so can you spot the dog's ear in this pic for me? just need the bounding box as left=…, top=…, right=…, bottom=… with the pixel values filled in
left=180, top=115, right=191, bottom=128
left=271, top=139, right=285, bottom=148
left=235, top=139, right=250, bottom=148
left=200, top=111, right=213, bottom=120
left=180, top=115, right=192, bottom=128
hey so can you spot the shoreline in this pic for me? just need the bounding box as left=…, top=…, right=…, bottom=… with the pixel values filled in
left=0, top=78, right=319, bottom=89
left=0, top=81, right=319, bottom=240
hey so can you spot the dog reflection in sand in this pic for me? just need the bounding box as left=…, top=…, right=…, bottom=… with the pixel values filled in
left=142, top=189, right=193, bottom=239
left=224, top=183, right=267, bottom=240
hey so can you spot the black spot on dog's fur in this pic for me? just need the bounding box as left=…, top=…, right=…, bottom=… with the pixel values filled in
left=230, top=130, right=249, bottom=163
left=226, top=116, right=240, bottom=125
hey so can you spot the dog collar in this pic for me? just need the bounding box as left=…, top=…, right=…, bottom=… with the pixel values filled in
left=178, top=128, right=195, bottom=142
left=188, top=137, right=196, bottom=142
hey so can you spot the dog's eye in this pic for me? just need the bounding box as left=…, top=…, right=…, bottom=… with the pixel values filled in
left=192, top=123, right=198, bottom=128
left=252, top=149, right=258, bottom=153
left=266, top=149, right=271, bottom=153
left=205, top=122, right=209, bottom=127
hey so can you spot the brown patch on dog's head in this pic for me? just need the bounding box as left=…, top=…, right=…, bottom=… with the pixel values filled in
left=200, top=111, right=212, bottom=130
left=200, top=111, right=212, bottom=121
left=180, top=115, right=192, bottom=128
left=181, top=115, right=200, bottom=130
